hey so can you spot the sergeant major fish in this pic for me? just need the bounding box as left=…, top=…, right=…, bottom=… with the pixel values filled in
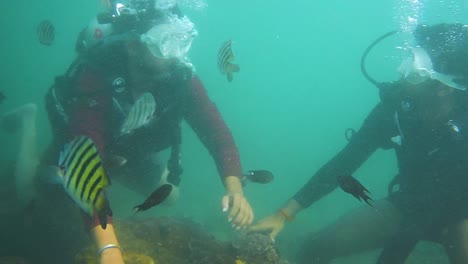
left=218, top=40, right=240, bottom=82
left=120, top=92, right=156, bottom=135
left=37, top=20, right=55, bottom=46
left=54, top=136, right=113, bottom=229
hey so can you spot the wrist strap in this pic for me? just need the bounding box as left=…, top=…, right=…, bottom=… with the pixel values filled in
left=97, top=244, right=121, bottom=255
left=278, top=209, right=294, bottom=222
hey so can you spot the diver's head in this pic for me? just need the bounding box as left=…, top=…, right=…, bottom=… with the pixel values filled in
left=77, top=0, right=197, bottom=61
left=97, top=0, right=181, bottom=34
left=398, top=23, right=468, bottom=91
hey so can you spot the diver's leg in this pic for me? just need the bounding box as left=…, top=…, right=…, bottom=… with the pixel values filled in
left=1, top=104, right=39, bottom=206
left=442, top=219, right=468, bottom=264
left=296, top=199, right=402, bottom=264
left=375, top=230, right=419, bottom=264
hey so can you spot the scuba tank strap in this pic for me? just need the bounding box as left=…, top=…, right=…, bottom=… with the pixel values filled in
left=166, top=122, right=183, bottom=186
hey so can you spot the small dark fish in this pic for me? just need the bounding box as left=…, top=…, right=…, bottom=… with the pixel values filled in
left=0, top=91, right=5, bottom=104
left=37, top=20, right=55, bottom=46
left=242, top=170, right=274, bottom=184
left=134, top=184, right=173, bottom=213
left=338, top=175, right=373, bottom=206
left=217, top=40, right=240, bottom=82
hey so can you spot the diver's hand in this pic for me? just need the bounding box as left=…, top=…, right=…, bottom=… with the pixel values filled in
left=249, top=199, right=303, bottom=241
left=100, top=249, right=125, bottom=264
left=92, top=224, right=125, bottom=264
left=248, top=212, right=286, bottom=241
left=222, top=176, right=254, bottom=228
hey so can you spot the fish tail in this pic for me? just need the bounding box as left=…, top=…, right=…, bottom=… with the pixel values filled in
left=228, top=63, right=240, bottom=72
left=352, top=193, right=361, bottom=201
left=94, top=190, right=112, bottom=227
left=98, top=210, right=108, bottom=229
left=364, top=195, right=374, bottom=207
left=133, top=205, right=143, bottom=214
left=97, top=202, right=112, bottom=229
left=227, top=72, right=234, bottom=82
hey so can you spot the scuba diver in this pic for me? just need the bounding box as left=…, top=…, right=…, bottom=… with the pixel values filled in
left=39, top=0, right=254, bottom=263
left=249, top=23, right=468, bottom=264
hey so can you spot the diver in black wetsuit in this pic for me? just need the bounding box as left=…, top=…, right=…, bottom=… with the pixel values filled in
left=249, top=23, right=468, bottom=264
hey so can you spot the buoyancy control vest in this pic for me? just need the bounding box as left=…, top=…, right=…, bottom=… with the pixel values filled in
left=47, top=44, right=192, bottom=186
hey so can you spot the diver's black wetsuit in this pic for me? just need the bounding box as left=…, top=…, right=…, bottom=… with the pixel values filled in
left=293, top=81, right=468, bottom=263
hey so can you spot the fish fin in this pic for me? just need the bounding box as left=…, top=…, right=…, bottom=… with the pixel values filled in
left=41, top=166, right=64, bottom=185
left=227, top=72, right=233, bottom=82
left=227, top=63, right=240, bottom=73
left=239, top=175, right=248, bottom=187
left=104, top=155, right=127, bottom=169
left=58, top=140, right=73, bottom=166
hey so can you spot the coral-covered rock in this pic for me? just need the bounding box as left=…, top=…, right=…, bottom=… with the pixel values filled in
left=0, top=256, right=29, bottom=264
left=232, top=233, right=291, bottom=264
left=73, top=216, right=291, bottom=264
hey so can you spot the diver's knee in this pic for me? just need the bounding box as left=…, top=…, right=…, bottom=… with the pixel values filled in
left=295, top=234, right=333, bottom=264
left=1, top=104, right=37, bottom=132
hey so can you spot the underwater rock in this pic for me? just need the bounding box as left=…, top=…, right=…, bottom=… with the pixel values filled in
left=232, top=233, right=291, bottom=264
left=74, top=251, right=156, bottom=264
left=0, top=256, right=29, bottom=264
left=74, top=216, right=291, bottom=264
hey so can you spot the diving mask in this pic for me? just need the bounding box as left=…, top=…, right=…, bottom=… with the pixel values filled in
left=398, top=47, right=467, bottom=90
left=140, top=15, right=198, bottom=59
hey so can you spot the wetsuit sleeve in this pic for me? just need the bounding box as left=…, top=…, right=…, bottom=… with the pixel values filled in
left=184, top=75, right=242, bottom=178
left=293, top=103, right=393, bottom=208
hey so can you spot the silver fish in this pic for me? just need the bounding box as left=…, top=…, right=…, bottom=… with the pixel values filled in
left=120, top=92, right=156, bottom=135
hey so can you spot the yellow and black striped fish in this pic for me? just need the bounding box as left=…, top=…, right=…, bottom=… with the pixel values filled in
left=217, top=40, right=240, bottom=82
left=57, top=136, right=112, bottom=229
left=37, top=20, right=55, bottom=46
